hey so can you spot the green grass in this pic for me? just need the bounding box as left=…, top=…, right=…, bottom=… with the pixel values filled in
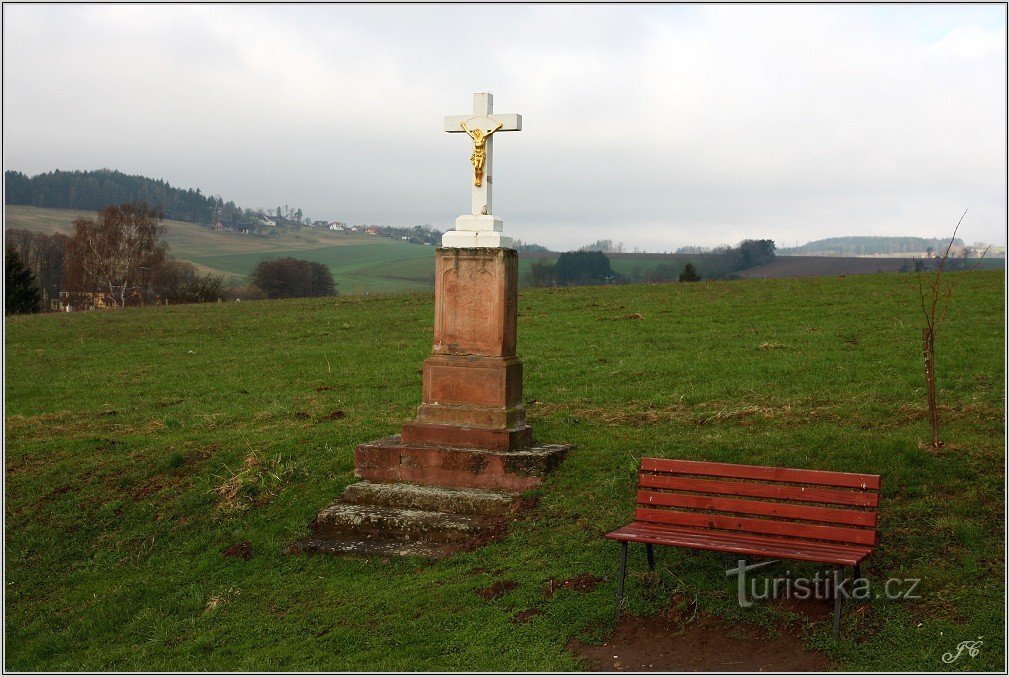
left=188, top=242, right=434, bottom=295
left=5, top=271, right=1004, bottom=671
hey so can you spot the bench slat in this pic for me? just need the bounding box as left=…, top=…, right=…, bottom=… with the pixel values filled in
left=623, top=522, right=871, bottom=559
left=640, top=458, right=881, bottom=490
left=606, top=522, right=871, bottom=565
left=635, top=507, right=877, bottom=545
left=639, top=473, right=878, bottom=507
left=636, top=490, right=877, bottom=527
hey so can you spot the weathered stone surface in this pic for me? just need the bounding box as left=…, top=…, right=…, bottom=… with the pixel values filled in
left=421, top=354, right=523, bottom=409
left=355, top=435, right=569, bottom=491
left=400, top=422, right=533, bottom=451
left=433, top=248, right=517, bottom=358
left=340, top=480, right=522, bottom=516
left=311, top=504, right=503, bottom=543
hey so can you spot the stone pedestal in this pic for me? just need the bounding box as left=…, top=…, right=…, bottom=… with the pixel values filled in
left=293, top=247, right=567, bottom=559
left=403, top=247, right=528, bottom=446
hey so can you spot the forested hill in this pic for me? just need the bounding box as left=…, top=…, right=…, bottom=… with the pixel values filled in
left=779, top=236, right=963, bottom=256
left=4, top=169, right=217, bottom=224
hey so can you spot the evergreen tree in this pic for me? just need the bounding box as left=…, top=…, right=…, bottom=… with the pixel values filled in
left=5, top=250, right=41, bottom=314
left=678, top=262, right=701, bottom=282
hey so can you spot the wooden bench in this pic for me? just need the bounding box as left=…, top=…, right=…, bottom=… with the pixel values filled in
left=606, top=458, right=881, bottom=638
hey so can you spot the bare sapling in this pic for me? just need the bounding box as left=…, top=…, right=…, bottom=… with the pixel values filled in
left=916, top=210, right=989, bottom=450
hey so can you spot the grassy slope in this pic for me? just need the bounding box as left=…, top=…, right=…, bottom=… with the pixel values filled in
left=187, top=242, right=434, bottom=295
left=5, top=272, right=1005, bottom=671
left=3, top=205, right=435, bottom=294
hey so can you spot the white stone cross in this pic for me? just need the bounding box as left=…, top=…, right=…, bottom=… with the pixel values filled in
left=442, top=93, right=522, bottom=248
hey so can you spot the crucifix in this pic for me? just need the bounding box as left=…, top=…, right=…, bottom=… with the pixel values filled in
left=444, top=93, right=522, bottom=218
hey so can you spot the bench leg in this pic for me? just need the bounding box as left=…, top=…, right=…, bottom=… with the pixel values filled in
left=853, top=563, right=861, bottom=581
left=833, top=565, right=842, bottom=640
left=615, top=542, right=629, bottom=620
left=646, top=543, right=655, bottom=571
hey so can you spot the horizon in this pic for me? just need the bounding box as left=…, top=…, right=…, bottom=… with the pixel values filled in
left=3, top=5, right=1006, bottom=250
left=4, top=166, right=1001, bottom=253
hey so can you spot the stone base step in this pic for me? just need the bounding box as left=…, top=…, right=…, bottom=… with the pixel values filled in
left=286, top=536, right=466, bottom=559
left=339, top=480, right=522, bottom=517
left=355, top=435, right=570, bottom=491
left=311, top=503, right=505, bottom=544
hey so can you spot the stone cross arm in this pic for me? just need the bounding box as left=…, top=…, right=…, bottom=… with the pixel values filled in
left=443, top=112, right=522, bottom=133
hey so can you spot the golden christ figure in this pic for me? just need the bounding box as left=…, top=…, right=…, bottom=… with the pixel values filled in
left=460, top=120, right=503, bottom=187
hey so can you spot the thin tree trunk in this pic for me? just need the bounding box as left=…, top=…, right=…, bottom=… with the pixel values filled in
left=922, top=327, right=939, bottom=448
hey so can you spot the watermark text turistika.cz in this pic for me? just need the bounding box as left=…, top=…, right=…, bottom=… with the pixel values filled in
left=725, top=559, right=921, bottom=608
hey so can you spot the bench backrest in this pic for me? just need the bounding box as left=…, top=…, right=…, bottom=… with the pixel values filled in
left=636, top=458, right=881, bottom=546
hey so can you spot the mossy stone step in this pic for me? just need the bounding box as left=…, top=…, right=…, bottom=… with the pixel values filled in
left=339, top=481, right=522, bottom=516
left=311, top=503, right=505, bottom=544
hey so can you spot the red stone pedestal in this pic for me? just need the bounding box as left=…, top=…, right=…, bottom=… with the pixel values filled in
left=355, top=247, right=565, bottom=487
left=404, top=247, right=528, bottom=448
left=292, top=247, right=567, bottom=559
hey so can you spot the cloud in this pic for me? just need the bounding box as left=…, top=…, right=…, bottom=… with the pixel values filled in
left=3, top=4, right=1005, bottom=249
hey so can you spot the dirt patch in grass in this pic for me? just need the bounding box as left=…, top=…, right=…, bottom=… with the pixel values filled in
left=544, top=574, right=605, bottom=598
left=475, top=580, right=518, bottom=600
left=512, top=608, right=544, bottom=624
left=773, top=596, right=835, bottom=622
left=324, top=410, right=346, bottom=420
left=570, top=612, right=834, bottom=672
left=221, top=541, right=253, bottom=560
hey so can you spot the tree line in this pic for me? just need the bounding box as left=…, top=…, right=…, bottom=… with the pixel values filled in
left=525, top=251, right=626, bottom=287
left=5, top=169, right=218, bottom=224
left=4, top=169, right=312, bottom=236
left=523, top=240, right=775, bottom=288
left=5, top=202, right=337, bottom=314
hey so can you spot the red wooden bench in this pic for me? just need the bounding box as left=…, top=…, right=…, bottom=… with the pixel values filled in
left=606, top=458, right=881, bottom=638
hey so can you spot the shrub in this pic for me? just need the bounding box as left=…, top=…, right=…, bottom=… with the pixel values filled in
left=249, top=257, right=337, bottom=299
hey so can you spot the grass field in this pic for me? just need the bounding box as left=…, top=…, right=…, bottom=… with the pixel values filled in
left=5, top=271, right=1004, bottom=670
left=187, top=242, right=434, bottom=295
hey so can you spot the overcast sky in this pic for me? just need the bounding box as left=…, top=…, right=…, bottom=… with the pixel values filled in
left=3, top=4, right=1006, bottom=250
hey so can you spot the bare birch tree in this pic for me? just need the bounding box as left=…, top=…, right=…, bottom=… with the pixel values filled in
left=64, top=203, right=166, bottom=307
left=916, top=210, right=989, bottom=450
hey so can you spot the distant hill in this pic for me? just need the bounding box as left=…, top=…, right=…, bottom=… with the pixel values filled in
left=779, top=236, right=963, bottom=257
left=5, top=169, right=220, bottom=224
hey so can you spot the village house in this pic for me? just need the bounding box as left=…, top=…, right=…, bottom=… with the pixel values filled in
left=364, top=226, right=379, bottom=236
left=59, top=290, right=109, bottom=312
